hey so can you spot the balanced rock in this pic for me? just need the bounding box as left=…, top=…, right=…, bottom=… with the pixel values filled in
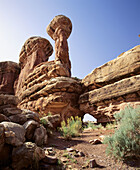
left=47, top=15, right=72, bottom=76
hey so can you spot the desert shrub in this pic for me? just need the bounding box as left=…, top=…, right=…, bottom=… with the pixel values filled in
left=60, top=116, right=82, bottom=140
left=104, top=105, right=140, bottom=160
left=86, top=122, right=104, bottom=130
left=106, top=122, right=117, bottom=130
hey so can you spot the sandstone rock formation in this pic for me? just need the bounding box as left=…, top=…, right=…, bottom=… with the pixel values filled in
left=0, top=94, right=53, bottom=169
left=79, top=45, right=140, bottom=123
left=15, top=36, right=53, bottom=97
left=15, top=15, right=83, bottom=120
left=0, top=61, right=20, bottom=94
left=19, top=76, right=83, bottom=120
left=47, top=15, right=72, bottom=76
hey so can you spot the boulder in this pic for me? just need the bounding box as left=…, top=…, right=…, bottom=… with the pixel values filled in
left=0, top=94, right=19, bottom=106
left=12, top=142, right=45, bottom=170
left=21, top=109, right=40, bottom=122
left=33, top=125, right=48, bottom=146
left=23, top=120, right=39, bottom=140
left=0, top=144, right=13, bottom=168
left=9, top=114, right=27, bottom=125
left=0, top=124, right=5, bottom=151
left=0, top=61, right=20, bottom=95
left=40, top=114, right=61, bottom=129
left=0, top=114, right=10, bottom=122
left=1, top=122, right=25, bottom=146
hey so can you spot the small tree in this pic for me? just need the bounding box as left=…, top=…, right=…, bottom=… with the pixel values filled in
left=104, top=105, right=140, bottom=160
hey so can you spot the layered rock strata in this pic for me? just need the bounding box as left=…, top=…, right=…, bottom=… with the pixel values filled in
left=15, top=36, right=53, bottom=97
left=0, top=61, right=20, bottom=94
left=15, top=15, right=83, bottom=119
left=79, top=45, right=140, bottom=123
left=19, top=76, right=83, bottom=120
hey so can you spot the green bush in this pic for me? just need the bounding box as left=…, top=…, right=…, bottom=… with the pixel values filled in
left=104, top=105, right=140, bottom=160
left=60, top=116, right=82, bottom=140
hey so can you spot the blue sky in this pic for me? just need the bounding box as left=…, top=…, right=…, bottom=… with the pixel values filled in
left=0, top=0, right=140, bottom=79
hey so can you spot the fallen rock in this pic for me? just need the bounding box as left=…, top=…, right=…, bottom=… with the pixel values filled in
left=9, top=114, right=27, bottom=125
left=0, top=124, right=5, bottom=151
left=90, top=159, right=98, bottom=168
left=42, top=155, right=58, bottom=164
left=12, top=142, right=45, bottom=170
left=33, top=125, right=48, bottom=146
left=0, top=144, right=13, bottom=168
left=89, top=139, right=102, bottom=145
left=40, top=114, right=61, bottom=129
left=0, top=114, right=10, bottom=122
left=23, top=120, right=39, bottom=140
left=22, top=109, right=40, bottom=122
left=1, top=122, right=25, bottom=146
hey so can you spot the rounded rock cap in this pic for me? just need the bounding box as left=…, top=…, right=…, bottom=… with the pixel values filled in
left=47, top=15, right=72, bottom=40
left=19, top=36, right=53, bottom=68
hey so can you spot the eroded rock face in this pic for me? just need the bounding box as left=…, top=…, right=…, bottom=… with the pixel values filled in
left=19, top=77, right=84, bottom=120
left=15, top=36, right=53, bottom=97
left=0, top=61, right=20, bottom=95
left=79, top=45, right=140, bottom=123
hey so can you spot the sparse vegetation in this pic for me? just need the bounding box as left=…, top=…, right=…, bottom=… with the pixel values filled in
left=104, top=105, right=140, bottom=160
left=86, top=121, right=104, bottom=130
left=60, top=116, right=83, bottom=140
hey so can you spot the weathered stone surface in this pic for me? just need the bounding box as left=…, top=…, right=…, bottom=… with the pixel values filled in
left=47, top=15, right=72, bottom=76
left=2, top=107, right=22, bottom=117
left=80, top=75, right=140, bottom=104
left=0, top=124, right=5, bottom=151
left=0, top=114, right=10, bottom=122
left=79, top=75, right=140, bottom=123
left=0, top=61, right=20, bottom=94
left=22, top=109, right=40, bottom=122
left=19, top=36, right=53, bottom=69
left=33, top=125, right=48, bottom=146
left=19, top=77, right=84, bottom=120
left=23, top=120, right=39, bottom=140
left=40, top=114, right=61, bottom=129
left=83, top=45, right=140, bottom=89
left=1, top=122, right=25, bottom=146
left=9, top=114, right=27, bottom=125
left=12, top=142, right=45, bottom=170
left=42, top=155, right=58, bottom=164
left=47, top=15, right=72, bottom=40
left=0, top=144, right=13, bottom=168
left=15, top=36, right=53, bottom=97
left=0, top=94, right=19, bottom=106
